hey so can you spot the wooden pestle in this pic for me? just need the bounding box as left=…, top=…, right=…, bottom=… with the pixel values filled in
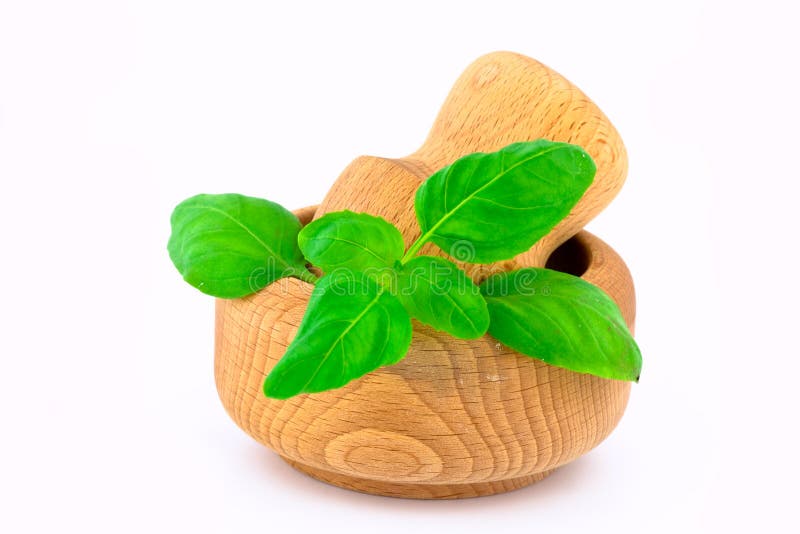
left=315, top=51, right=627, bottom=281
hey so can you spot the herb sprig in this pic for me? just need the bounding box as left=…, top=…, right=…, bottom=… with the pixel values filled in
left=168, top=140, right=642, bottom=399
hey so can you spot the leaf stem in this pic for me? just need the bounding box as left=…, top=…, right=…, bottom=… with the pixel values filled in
left=295, top=269, right=319, bottom=284
left=400, top=234, right=429, bottom=264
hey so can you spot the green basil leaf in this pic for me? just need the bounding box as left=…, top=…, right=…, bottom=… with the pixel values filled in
left=298, top=210, right=404, bottom=274
left=481, top=268, right=641, bottom=381
left=168, top=193, right=309, bottom=298
left=414, top=140, right=595, bottom=263
left=395, top=256, right=489, bottom=339
left=263, top=272, right=412, bottom=399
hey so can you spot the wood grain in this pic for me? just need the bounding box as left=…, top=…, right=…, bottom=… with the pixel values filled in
left=314, top=51, right=627, bottom=281
left=214, top=207, right=636, bottom=499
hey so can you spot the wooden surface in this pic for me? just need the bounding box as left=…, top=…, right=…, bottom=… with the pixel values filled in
left=214, top=207, right=636, bottom=499
left=315, top=51, right=628, bottom=281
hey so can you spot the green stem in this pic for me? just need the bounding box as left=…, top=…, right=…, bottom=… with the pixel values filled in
left=295, top=269, right=319, bottom=284
left=400, top=232, right=431, bottom=264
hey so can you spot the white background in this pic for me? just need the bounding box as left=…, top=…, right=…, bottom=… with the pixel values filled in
left=1, top=1, right=798, bottom=532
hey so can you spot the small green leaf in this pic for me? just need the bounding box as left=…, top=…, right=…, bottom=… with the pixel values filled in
left=168, top=193, right=311, bottom=298
left=481, top=268, right=641, bottom=381
left=413, top=140, right=595, bottom=263
left=298, top=211, right=404, bottom=274
left=263, top=272, right=412, bottom=399
left=395, top=256, right=489, bottom=339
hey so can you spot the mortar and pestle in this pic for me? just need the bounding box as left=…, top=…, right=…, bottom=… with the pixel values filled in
left=214, top=51, right=636, bottom=499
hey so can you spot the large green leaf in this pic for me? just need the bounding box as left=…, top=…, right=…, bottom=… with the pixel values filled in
left=298, top=211, right=404, bottom=274
left=168, top=193, right=311, bottom=298
left=395, top=256, right=489, bottom=339
left=481, top=268, right=641, bottom=381
left=414, top=140, right=595, bottom=263
left=263, top=272, right=413, bottom=399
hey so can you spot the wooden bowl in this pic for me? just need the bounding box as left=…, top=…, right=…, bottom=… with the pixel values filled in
left=214, top=206, right=636, bottom=499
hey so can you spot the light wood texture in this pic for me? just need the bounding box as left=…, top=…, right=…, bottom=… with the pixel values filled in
left=214, top=207, right=636, bottom=499
left=315, top=51, right=627, bottom=281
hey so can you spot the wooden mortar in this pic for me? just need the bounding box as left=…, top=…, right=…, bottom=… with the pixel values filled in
left=214, top=206, right=635, bottom=499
